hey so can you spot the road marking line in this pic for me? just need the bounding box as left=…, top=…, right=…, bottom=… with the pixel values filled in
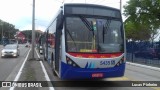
left=107, top=77, right=130, bottom=81
left=151, top=87, right=160, bottom=90
left=9, top=49, right=31, bottom=90
left=35, top=48, right=55, bottom=90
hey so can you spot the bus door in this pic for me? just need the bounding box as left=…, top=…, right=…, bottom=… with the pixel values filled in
left=54, top=11, right=63, bottom=72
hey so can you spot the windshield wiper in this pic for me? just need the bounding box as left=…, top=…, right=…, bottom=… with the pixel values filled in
left=79, top=16, right=95, bottom=36
left=102, top=25, right=105, bottom=43
left=80, top=16, right=99, bottom=51
left=66, top=29, right=77, bottom=50
left=102, top=20, right=111, bottom=43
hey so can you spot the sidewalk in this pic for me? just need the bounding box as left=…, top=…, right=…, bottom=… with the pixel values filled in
left=14, top=49, right=51, bottom=90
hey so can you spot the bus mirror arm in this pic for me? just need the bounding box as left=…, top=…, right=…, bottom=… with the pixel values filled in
left=57, top=11, right=64, bottom=30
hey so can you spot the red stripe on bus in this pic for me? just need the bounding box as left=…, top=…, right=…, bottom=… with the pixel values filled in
left=68, top=53, right=123, bottom=58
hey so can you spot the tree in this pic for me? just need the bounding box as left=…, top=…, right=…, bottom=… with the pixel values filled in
left=124, top=21, right=150, bottom=41
left=21, top=30, right=43, bottom=42
left=123, top=0, right=160, bottom=41
left=21, top=30, right=32, bottom=41
left=0, top=19, right=19, bottom=40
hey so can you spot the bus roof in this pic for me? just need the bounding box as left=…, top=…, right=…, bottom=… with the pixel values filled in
left=45, top=3, right=121, bottom=32
left=63, top=3, right=121, bottom=18
left=63, top=3, right=120, bottom=11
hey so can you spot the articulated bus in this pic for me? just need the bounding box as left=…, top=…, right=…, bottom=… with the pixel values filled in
left=43, top=3, right=126, bottom=79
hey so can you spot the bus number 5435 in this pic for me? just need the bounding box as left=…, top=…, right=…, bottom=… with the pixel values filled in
left=100, top=60, right=115, bottom=65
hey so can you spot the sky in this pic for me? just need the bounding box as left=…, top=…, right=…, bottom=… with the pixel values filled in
left=0, top=0, right=129, bottom=31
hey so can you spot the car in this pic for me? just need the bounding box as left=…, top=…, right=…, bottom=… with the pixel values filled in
left=1, top=44, right=20, bottom=58
left=25, top=42, right=30, bottom=47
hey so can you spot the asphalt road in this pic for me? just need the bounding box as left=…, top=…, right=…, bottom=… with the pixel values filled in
left=0, top=44, right=30, bottom=81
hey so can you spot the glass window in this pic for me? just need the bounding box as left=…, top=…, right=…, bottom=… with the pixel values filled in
left=65, top=16, right=124, bottom=53
left=65, top=6, right=121, bottom=18
left=5, top=45, right=17, bottom=49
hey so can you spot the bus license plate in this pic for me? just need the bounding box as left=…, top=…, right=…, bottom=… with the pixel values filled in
left=92, top=73, right=103, bottom=78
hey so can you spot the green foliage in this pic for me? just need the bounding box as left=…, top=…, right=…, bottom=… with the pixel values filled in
left=21, top=30, right=42, bottom=40
left=123, top=0, right=160, bottom=41
left=0, top=19, right=19, bottom=40
left=21, top=30, right=32, bottom=40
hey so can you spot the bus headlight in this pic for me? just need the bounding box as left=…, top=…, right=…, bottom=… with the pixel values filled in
left=67, top=60, right=72, bottom=65
left=116, top=56, right=125, bottom=66
left=66, top=56, right=80, bottom=68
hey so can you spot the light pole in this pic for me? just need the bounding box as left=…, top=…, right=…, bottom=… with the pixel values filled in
left=0, top=22, right=3, bottom=40
left=120, top=0, right=122, bottom=13
left=31, top=0, right=35, bottom=59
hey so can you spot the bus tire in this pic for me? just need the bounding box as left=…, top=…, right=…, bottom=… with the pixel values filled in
left=51, top=53, right=53, bottom=69
left=43, top=55, right=47, bottom=61
left=51, top=53, right=57, bottom=76
left=52, top=69, right=57, bottom=76
left=43, top=50, right=47, bottom=61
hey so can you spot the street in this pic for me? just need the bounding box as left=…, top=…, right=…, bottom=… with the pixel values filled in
left=0, top=44, right=30, bottom=81
left=0, top=45, right=160, bottom=90
left=0, top=0, right=160, bottom=90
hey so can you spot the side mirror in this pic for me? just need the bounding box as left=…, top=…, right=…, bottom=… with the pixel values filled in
left=57, top=11, right=63, bottom=30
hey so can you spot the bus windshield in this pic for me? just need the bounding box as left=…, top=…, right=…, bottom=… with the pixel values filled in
left=66, top=16, right=124, bottom=53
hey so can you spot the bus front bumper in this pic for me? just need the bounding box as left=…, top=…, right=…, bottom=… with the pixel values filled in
left=61, top=62, right=125, bottom=80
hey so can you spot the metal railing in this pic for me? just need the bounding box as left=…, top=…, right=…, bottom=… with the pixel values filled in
left=126, top=41, right=160, bottom=68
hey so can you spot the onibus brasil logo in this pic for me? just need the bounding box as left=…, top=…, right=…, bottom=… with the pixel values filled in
left=2, top=82, right=42, bottom=87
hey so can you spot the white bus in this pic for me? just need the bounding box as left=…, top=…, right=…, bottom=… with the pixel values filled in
left=42, top=3, right=126, bottom=79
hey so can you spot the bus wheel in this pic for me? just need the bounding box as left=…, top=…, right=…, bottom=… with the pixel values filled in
left=52, top=69, right=57, bottom=76
left=51, top=53, right=53, bottom=69
left=51, top=53, right=57, bottom=76
left=43, top=51, right=47, bottom=61
left=43, top=56, right=47, bottom=61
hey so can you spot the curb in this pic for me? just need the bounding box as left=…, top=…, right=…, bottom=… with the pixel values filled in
left=126, top=62, right=160, bottom=72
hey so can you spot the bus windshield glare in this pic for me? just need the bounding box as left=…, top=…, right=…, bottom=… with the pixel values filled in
left=66, top=17, right=124, bottom=53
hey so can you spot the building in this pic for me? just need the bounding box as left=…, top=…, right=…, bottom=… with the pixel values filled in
left=15, top=31, right=26, bottom=43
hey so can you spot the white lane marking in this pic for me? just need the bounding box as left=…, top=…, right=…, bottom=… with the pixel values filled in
left=127, top=62, right=160, bottom=72
left=9, top=49, right=31, bottom=90
left=35, top=48, right=55, bottom=90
